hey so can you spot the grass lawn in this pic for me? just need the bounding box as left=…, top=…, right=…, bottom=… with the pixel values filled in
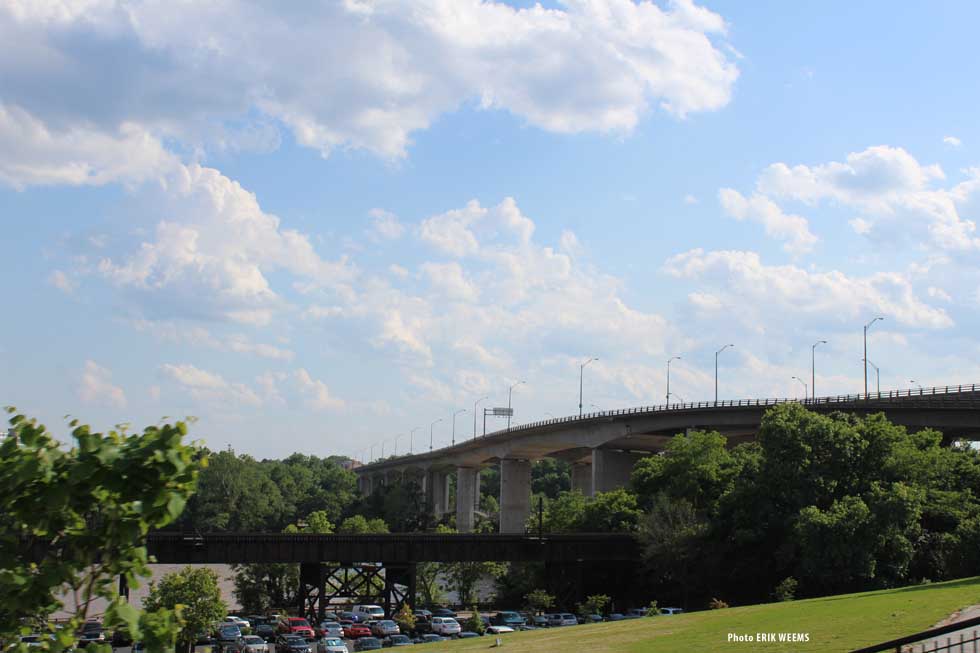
left=437, top=576, right=980, bottom=652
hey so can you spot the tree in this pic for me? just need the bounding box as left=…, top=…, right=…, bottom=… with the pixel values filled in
left=416, top=562, right=446, bottom=607
left=0, top=409, right=202, bottom=653
left=432, top=525, right=504, bottom=605
left=144, top=567, right=226, bottom=653
left=524, top=589, right=555, bottom=614
left=393, top=604, right=416, bottom=634
left=462, top=607, right=485, bottom=635
left=577, top=594, right=610, bottom=616
left=580, top=488, right=641, bottom=532
left=531, top=459, right=571, bottom=499
left=337, top=515, right=389, bottom=534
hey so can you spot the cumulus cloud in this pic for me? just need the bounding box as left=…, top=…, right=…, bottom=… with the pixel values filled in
left=944, top=136, right=962, bottom=148
left=0, top=0, right=738, bottom=160
left=48, top=269, right=76, bottom=293
left=368, top=209, right=405, bottom=241
left=160, top=362, right=263, bottom=407
left=78, top=360, right=126, bottom=408
left=664, top=248, right=952, bottom=329
left=420, top=261, right=479, bottom=302
left=294, top=369, right=344, bottom=411
left=718, top=188, right=817, bottom=254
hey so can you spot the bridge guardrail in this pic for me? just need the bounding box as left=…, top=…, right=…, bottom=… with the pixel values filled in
left=358, top=382, right=980, bottom=469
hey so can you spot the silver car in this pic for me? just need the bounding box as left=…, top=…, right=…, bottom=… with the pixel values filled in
left=370, top=620, right=399, bottom=638
left=317, top=637, right=346, bottom=653
left=318, top=622, right=343, bottom=639
left=236, top=635, right=268, bottom=653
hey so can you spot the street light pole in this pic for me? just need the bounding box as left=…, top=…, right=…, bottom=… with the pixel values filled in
left=410, top=427, right=420, bottom=454
left=429, top=418, right=442, bottom=452
left=394, top=433, right=405, bottom=455
left=579, top=357, right=598, bottom=417
left=792, top=375, right=808, bottom=400
left=666, top=356, right=681, bottom=405
left=863, top=358, right=879, bottom=394
left=507, top=381, right=526, bottom=431
left=715, top=344, right=734, bottom=404
left=451, top=409, right=466, bottom=445
left=473, top=396, right=489, bottom=439
left=811, top=340, right=827, bottom=399
left=863, top=317, right=884, bottom=397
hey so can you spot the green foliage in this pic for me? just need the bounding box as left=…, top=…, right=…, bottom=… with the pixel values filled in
left=337, top=514, right=389, bottom=534
left=524, top=589, right=556, bottom=614
left=0, top=408, right=203, bottom=653
left=531, top=459, right=571, bottom=499
left=773, top=577, right=798, bottom=602
left=432, top=526, right=505, bottom=605
left=144, top=567, right=226, bottom=653
left=463, top=607, right=486, bottom=635
left=416, top=561, right=446, bottom=607
left=645, top=600, right=661, bottom=616
left=577, top=594, right=610, bottom=616
left=526, top=488, right=640, bottom=534
left=232, top=563, right=298, bottom=614
left=393, top=603, right=416, bottom=633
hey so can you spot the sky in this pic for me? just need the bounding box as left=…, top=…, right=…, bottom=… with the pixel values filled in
left=2, top=0, right=980, bottom=461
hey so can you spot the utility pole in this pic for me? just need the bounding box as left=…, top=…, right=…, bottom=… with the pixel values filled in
left=579, top=357, right=597, bottom=417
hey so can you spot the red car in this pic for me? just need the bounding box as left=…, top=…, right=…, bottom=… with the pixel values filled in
left=340, top=622, right=371, bottom=639
left=278, top=617, right=315, bottom=640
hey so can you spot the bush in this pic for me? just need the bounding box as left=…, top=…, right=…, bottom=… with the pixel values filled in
left=709, top=597, right=729, bottom=610
left=773, top=577, right=798, bottom=602
left=463, top=606, right=486, bottom=635
left=576, top=594, right=611, bottom=617
left=645, top=600, right=661, bottom=616
left=394, top=604, right=416, bottom=633
left=524, top=589, right=556, bottom=614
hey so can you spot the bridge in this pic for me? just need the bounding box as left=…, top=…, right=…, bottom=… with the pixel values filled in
left=355, top=384, right=980, bottom=533
left=140, top=532, right=637, bottom=623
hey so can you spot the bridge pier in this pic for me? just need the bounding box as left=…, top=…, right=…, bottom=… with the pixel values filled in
left=570, top=462, right=593, bottom=497
left=456, top=467, right=479, bottom=533
left=427, top=470, right=450, bottom=518
left=592, top=449, right=643, bottom=494
left=359, top=475, right=373, bottom=496
left=500, top=459, right=532, bottom=534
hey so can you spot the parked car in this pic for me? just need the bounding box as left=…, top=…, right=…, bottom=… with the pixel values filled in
left=236, top=635, right=268, bottom=653
left=254, top=624, right=276, bottom=642
left=352, top=605, right=386, bottom=622
left=317, top=637, right=347, bottom=653
left=371, top=621, right=400, bottom=638
left=342, top=622, right=373, bottom=639
left=354, top=637, right=383, bottom=651
left=660, top=607, right=685, bottom=615
left=486, top=625, right=514, bottom=635
left=337, top=611, right=361, bottom=623
left=417, top=634, right=447, bottom=644
left=413, top=609, right=432, bottom=621
left=530, top=614, right=548, bottom=628
left=110, top=629, right=133, bottom=647
left=458, top=632, right=480, bottom=639
left=77, top=622, right=105, bottom=647
left=278, top=617, right=315, bottom=640
left=430, top=608, right=456, bottom=618
left=545, top=613, right=577, bottom=627
left=384, top=634, right=414, bottom=647
left=429, top=617, right=460, bottom=637
left=276, top=635, right=313, bottom=653
left=581, top=614, right=604, bottom=623
left=317, top=622, right=343, bottom=639
left=19, top=635, right=43, bottom=648
left=605, top=613, right=625, bottom=622
left=216, top=624, right=242, bottom=648
left=624, top=608, right=648, bottom=619
left=225, top=616, right=251, bottom=629
left=490, top=612, right=525, bottom=628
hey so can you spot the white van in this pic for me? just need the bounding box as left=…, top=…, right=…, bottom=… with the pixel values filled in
left=351, top=604, right=385, bottom=621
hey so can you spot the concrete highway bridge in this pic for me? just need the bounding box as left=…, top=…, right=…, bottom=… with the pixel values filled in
left=355, top=384, right=980, bottom=533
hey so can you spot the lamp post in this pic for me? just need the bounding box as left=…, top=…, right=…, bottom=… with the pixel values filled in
left=451, top=409, right=466, bottom=445
left=507, top=380, right=526, bottom=431
left=792, top=375, right=808, bottom=400
left=394, top=433, right=406, bottom=455
left=863, top=317, right=884, bottom=397
left=579, top=357, right=598, bottom=417
left=862, top=358, right=879, bottom=394
left=429, top=418, right=442, bottom=452
left=811, top=340, right=827, bottom=399
left=715, top=344, right=734, bottom=404
left=666, top=356, right=681, bottom=405
left=473, top=395, right=489, bottom=439
left=370, top=443, right=376, bottom=461
left=410, top=426, right=420, bottom=454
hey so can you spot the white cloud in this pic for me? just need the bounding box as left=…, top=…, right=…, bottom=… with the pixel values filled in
left=420, top=261, right=479, bottom=302
left=928, top=286, right=952, bottom=302
left=368, top=209, right=405, bottom=241
left=944, top=136, right=962, bottom=148
left=48, top=269, right=76, bottom=293
left=389, top=264, right=409, bottom=279
left=294, top=369, right=344, bottom=411
left=718, top=188, right=817, bottom=254
left=161, top=362, right=263, bottom=407
left=78, top=360, right=126, bottom=408
left=96, top=163, right=355, bottom=324
left=559, top=230, right=583, bottom=256
left=418, top=200, right=484, bottom=257
left=0, top=0, right=738, bottom=161
left=684, top=194, right=699, bottom=204
left=664, top=248, right=953, bottom=329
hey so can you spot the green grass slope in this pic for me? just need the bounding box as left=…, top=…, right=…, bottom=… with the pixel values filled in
left=441, top=577, right=980, bottom=652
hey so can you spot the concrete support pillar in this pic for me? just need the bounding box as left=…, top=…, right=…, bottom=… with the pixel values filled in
left=592, top=449, right=641, bottom=494
left=499, top=459, right=532, bottom=534
left=456, top=467, right=479, bottom=533
left=427, top=470, right=450, bottom=518
left=359, top=474, right=373, bottom=496
left=570, top=462, right=594, bottom=497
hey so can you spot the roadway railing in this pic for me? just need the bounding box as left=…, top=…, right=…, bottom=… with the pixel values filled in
left=851, top=613, right=980, bottom=652
left=357, top=382, right=980, bottom=469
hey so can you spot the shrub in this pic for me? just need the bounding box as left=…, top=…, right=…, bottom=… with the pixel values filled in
left=394, top=604, right=416, bottom=633
left=463, top=606, right=486, bottom=635
left=709, top=597, right=729, bottom=609
left=645, top=600, right=661, bottom=616
left=773, top=577, right=798, bottom=602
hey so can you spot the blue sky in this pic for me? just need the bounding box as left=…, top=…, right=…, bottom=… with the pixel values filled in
left=3, top=0, right=980, bottom=460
